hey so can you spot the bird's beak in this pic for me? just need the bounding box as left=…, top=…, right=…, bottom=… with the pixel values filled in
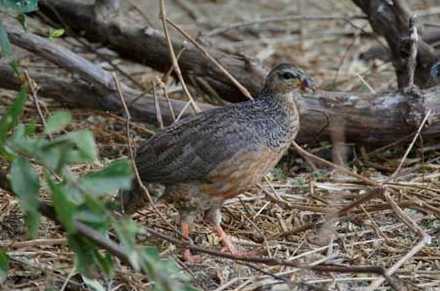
left=300, top=78, right=316, bottom=92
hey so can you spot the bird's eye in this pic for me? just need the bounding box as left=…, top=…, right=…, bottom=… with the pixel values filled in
left=281, top=72, right=296, bottom=80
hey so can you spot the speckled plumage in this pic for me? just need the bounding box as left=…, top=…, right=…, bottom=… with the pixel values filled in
left=119, top=63, right=314, bottom=259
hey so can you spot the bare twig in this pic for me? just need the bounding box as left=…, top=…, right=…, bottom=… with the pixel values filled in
left=166, top=17, right=254, bottom=100
left=291, top=141, right=379, bottom=187
left=153, top=81, right=164, bottom=129
left=38, top=202, right=130, bottom=265
left=143, top=225, right=398, bottom=289
left=159, top=0, right=200, bottom=113
left=352, top=0, right=439, bottom=89
left=6, top=25, right=115, bottom=93
left=113, top=74, right=176, bottom=232
left=385, top=109, right=431, bottom=182
left=0, top=238, right=66, bottom=248
left=367, top=190, right=431, bottom=290
left=272, top=189, right=381, bottom=239
left=175, top=100, right=192, bottom=122
left=202, top=14, right=366, bottom=38
left=23, top=70, right=50, bottom=137
left=157, top=77, right=176, bottom=122
left=406, top=15, right=419, bottom=89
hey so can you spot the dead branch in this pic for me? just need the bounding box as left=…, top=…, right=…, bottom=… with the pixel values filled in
left=352, top=0, right=440, bottom=89
left=6, top=26, right=116, bottom=94
left=2, top=62, right=440, bottom=146
left=38, top=0, right=265, bottom=102
left=2, top=17, right=440, bottom=146
left=360, top=30, right=440, bottom=62
left=158, top=0, right=200, bottom=113
left=0, top=64, right=211, bottom=125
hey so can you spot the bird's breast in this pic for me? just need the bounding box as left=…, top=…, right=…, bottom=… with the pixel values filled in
left=200, top=148, right=283, bottom=199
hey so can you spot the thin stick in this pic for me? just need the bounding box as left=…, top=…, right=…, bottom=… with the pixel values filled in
left=175, top=100, right=192, bottom=122
left=157, top=77, right=176, bottom=121
left=297, top=0, right=305, bottom=51
left=164, top=91, right=176, bottom=121
left=0, top=238, right=66, bottom=248
left=159, top=0, right=201, bottom=113
left=272, top=189, right=381, bottom=239
left=153, top=81, right=164, bottom=129
left=203, top=14, right=366, bottom=38
left=112, top=73, right=177, bottom=232
left=166, top=17, right=254, bottom=100
left=406, top=15, right=418, bottom=89
left=384, top=109, right=431, bottom=182
left=367, top=191, right=431, bottom=290
left=143, top=225, right=399, bottom=289
left=60, top=267, right=76, bottom=291
left=24, top=70, right=50, bottom=137
left=291, top=141, right=378, bottom=187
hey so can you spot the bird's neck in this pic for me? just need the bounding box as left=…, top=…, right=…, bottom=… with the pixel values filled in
left=258, top=90, right=300, bottom=122
left=256, top=91, right=301, bottom=150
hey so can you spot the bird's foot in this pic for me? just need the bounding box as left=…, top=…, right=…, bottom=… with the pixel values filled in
left=181, top=222, right=202, bottom=263
left=214, top=225, right=257, bottom=257
left=183, top=249, right=202, bottom=264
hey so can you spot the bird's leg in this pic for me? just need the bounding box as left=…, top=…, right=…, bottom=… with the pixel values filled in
left=180, top=213, right=201, bottom=263
left=181, top=222, right=194, bottom=262
left=214, top=224, right=238, bottom=255
left=205, top=207, right=238, bottom=255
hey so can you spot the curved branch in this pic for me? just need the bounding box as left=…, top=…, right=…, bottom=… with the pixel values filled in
left=38, top=0, right=265, bottom=102
left=353, top=0, right=440, bottom=89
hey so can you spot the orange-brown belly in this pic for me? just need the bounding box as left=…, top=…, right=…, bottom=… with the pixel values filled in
left=201, top=149, right=283, bottom=199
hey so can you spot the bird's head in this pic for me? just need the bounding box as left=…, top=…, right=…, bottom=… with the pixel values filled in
left=262, top=63, right=316, bottom=96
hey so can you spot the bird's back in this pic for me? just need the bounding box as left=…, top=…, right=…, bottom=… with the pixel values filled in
left=135, top=97, right=298, bottom=185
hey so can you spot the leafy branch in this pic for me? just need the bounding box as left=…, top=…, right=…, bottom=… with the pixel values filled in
left=0, top=2, right=196, bottom=290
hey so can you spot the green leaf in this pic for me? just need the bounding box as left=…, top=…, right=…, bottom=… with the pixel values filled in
left=0, top=87, right=27, bottom=148
left=94, top=252, right=114, bottom=278
left=82, top=276, right=105, bottom=291
left=9, top=59, right=20, bottom=76
left=24, top=119, right=37, bottom=135
left=0, top=20, right=12, bottom=58
left=7, top=128, right=97, bottom=173
left=16, top=13, right=27, bottom=30
left=139, top=246, right=196, bottom=291
left=79, top=159, right=133, bottom=197
left=36, top=129, right=97, bottom=172
left=48, top=28, right=64, bottom=40
left=53, top=130, right=98, bottom=164
left=10, top=156, right=40, bottom=238
left=0, top=0, right=38, bottom=13
left=113, top=219, right=142, bottom=270
left=44, top=111, right=72, bottom=135
left=68, top=235, right=98, bottom=275
left=48, top=177, right=76, bottom=234
left=76, top=195, right=109, bottom=232
left=0, top=250, right=8, bottom=283
left=6, top=123, right=46, bottom=163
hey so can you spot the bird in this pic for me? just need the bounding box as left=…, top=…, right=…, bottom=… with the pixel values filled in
left=120, top=63, right=315, bottom=262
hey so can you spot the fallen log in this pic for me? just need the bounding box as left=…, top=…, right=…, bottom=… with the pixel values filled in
left=1, top=63, right=438, bottom=146
left=2, top=5, right=439, bottom=146
left=38, top=0, right=265, bottom=103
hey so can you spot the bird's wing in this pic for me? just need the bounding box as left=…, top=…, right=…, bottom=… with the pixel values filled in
left=134, top=106, right=264, bottom=184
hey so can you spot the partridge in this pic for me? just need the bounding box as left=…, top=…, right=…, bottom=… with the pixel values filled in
left=120, top=63, right=315, bottom=261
